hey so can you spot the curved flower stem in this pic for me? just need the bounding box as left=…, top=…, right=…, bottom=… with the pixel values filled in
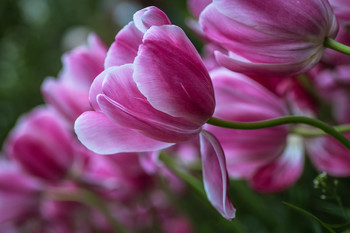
left=207, top=116, right=350, bottom=150
left=324, top=37, right=350, bottom=55
left=292, top=124, right=350, bottom=137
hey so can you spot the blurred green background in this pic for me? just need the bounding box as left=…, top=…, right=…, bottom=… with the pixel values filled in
left=1, top=0, right=350, bottom=232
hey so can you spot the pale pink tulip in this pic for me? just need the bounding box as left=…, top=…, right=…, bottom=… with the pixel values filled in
left=199, top=0, right=338, bottom=77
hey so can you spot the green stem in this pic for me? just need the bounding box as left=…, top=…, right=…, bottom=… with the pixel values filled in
left=324, top=37, right=350, bottom=55
left=293, top=124, right=350, bottom=137
left=207, top=116, right=350, bottom=150
left=158, top=153, right=206, bottom=198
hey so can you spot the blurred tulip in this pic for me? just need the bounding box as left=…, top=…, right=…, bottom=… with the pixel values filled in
left=5, top=106, right=74, bottom=182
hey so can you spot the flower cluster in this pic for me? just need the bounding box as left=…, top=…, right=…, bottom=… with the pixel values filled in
left=2, top=0, right=350, bottom=232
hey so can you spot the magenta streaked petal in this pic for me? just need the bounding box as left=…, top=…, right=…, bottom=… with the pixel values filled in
left=200, top=130, right=235, bottom=220
left=306, top=134, right=350, bottom=176
left=133, top=6, right=171, bottom=33
left=74, top=111, right=173, bottom=154
left=250, top=135, right=304, bottom=192
left=98, top=64, right=201, bottom=142
left=215, top=50, right=324, bottom=78
left=104, top=22, right=144, bottom=68
left=134, top=25, right=215, bottom=124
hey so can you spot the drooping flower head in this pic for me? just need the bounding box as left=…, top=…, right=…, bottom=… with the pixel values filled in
left=199, top=0, right=338, bottom=77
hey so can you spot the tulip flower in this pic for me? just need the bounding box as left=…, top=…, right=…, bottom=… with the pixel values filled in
left=75, top=6, right=235, bottom=220
left=199, top=0, right=338, bottom=77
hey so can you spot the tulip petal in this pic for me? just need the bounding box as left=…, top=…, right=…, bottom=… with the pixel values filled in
left=74, top=111, right=173, bottom=154
left=133, top=6, right=171, bottom=33
left=134, top=25, right=215, bottom=124
left=200, top=130, right=235, bottom=220
left=306, top=134, right=350, bottom=176
left=250, top=135, right=304, bottom=192
left=104, top=22, right=144, bottom=68
left=98, top=64, right=201, bottom=142
left=215, top=50, right=324, bottom=78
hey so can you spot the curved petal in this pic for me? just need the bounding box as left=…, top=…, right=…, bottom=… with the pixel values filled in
left=133, top=6, right=171, bottom=33
left=200, top=130, right=235, bottom=220
left=134, top=25, right=215, bottom=124
left=250, top=135, right=304, bottom=192
left=74, top=111, right=173, bottom=154
left=104, top=22, right=144, bottom=68
left=306, top=134, right=350, bottom=176
left=215, top=50, right=324, bottom=78
left=98, top=64, right=201, bottom=143
left=89, top=67, right=119, bottom=111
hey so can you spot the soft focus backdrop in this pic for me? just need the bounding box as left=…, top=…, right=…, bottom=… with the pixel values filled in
left=1, top=1, right=350, bottom=232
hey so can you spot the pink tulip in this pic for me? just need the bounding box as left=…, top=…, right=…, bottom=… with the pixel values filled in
left=42, top=33, right=107, bottom=125
left=75, top=6, right=235, bottom=220
left=5, top=106, right=75, bottom=182
left=199, top=0, right=338, bottom=77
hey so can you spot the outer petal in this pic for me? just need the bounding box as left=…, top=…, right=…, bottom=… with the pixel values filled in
left=215, top=50, right=324, bottom=78
left=134, top=25, right=215, bottom=124
left=250, top=135, right=304, bottom=192
left=104, top=22, right=144, bottom=68
left=306, top=134, right=350, bottom=176
left=133, top=6, right=171, bottom=33
left=98, top=64, right=201, bottom=143
left=74, top=111, right=173, bottom=154
left=200, top=130, right=235, bottom=220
